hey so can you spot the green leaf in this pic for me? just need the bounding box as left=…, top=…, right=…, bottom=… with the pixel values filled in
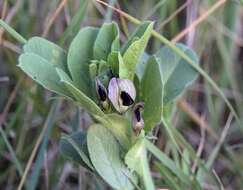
left=18, top=53, right=71, bottom=97
left=94, top=113, right=135, bottom=151
left=93, top=22, right=120, bottom=61
left=67, top=27, right=99, bottom=97
left=60, top=132, right=94, bottom=170
left=56, top=68, right=104, bottom=117
left=87, top=124, right=135, bottom=190
left=122, top=21, right=153, bottom=54
left=140, top=56, right=162, bottom=132
left=107, top=51, right=122, bottom=76
left=120, top=21, right=153, bottom=80
left=23, top=37, right=68, bottom=73
left=135, top=52, right=149, bottom=81
left=140, top=43, right=198, bottom=132
left=97, top=60, right=111, bottom=87
left=155, top=43, right=199, bottom=105
left=125, top=139, right=155, bottom=190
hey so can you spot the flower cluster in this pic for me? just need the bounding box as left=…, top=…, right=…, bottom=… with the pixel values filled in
left=96, top=76, right=144, bottom=134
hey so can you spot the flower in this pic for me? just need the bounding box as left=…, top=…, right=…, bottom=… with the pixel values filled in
left=132, top=102, right=144, bottom=135
left=108, top=77, right=136, bottom=113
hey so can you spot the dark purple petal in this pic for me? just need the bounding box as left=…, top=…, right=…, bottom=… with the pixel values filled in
left=132, top=102, right=145, bottom=135
left=117, top=78, right=136, bottom=101
left=95, top=78, right=107, bottom=102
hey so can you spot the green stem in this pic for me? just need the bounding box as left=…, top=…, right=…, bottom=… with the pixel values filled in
left=0, top=19, right=27, bottom=44
left=0, top=126, right=23, bottom=176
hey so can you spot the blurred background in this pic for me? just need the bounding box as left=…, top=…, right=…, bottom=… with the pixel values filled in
left=0, top=0, right=243, bottom=189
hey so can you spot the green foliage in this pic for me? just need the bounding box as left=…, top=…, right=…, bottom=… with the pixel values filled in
left=60, top=132, right=94, bottom=170
left=67, top=27, right=99, bottom=97
left=120, top=21, right=153, bottom=80
left=141, top=56, right=163, bottom=131
left=17, top=21, right=201, bottom=190
left=94, top=113, right=135, bottom=151
left=155, top=43, right=199, bottom=105
left=23, top=37, right=68, bottom=73
left=93, top=22, right=120, bottom=61
left=18, top=53, right=70, bottom=97
left=107, top=51, right=122, bottom=76
left=125, top=139, right=155, bottom=190
left=87, top=124, right=135, bottom=190
left=145, top=140, right=200, bottom=189
left=1, top=1, right=242, bottom=189
left=56, top=68, right=104, bottom=117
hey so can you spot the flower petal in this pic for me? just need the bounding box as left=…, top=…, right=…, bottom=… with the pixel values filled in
left=132, top=102, right=144, bottom=135
left=95, top=78, right=107, bottom=102
left=108, top=77, right=120, bottom=112
left=120, top=91, right=134, bottom=106
left=117, top=79, right=136, bottom=101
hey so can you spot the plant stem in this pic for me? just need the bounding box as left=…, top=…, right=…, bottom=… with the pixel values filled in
left=0, top=19, right=27, bottom=44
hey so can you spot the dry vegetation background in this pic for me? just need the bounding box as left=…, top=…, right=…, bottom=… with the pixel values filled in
left=0, top=0, right=243, bottom=189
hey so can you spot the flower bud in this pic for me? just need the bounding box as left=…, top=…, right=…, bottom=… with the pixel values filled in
left=108, top=77, right=136, bottom=113
left=132, top=102, right=144, bottom=135
left=95, top=78, right=109, bottom=110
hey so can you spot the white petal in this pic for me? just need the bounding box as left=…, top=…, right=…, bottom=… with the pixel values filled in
left=108, top=77, right=120, bottom=112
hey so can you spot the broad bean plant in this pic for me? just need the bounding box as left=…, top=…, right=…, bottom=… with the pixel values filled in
left=18, top=21, right=199, bottom=190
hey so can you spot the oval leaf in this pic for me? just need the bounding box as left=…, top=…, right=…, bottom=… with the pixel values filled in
left=107, top=51, right=123, bottom=76
left=60, top=132, right=94, bottom=170
left=18, top=53, right=71, bottom=97
left=94, top=113, right=135, bottom=151
left=23, top=37, right=68, bottom=73
left=67, top=27, right=99, bottom=97
left=141, top=56, right=162, bottom=132
left=87, top=124, right=136, bottom=190
left=125, top=139, right=155, bottom=190
left=120, top=21, right=153, bottom=80
left=155, top=43, right=199, bottom=105
left=93, top=22, right=120, bottom=61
